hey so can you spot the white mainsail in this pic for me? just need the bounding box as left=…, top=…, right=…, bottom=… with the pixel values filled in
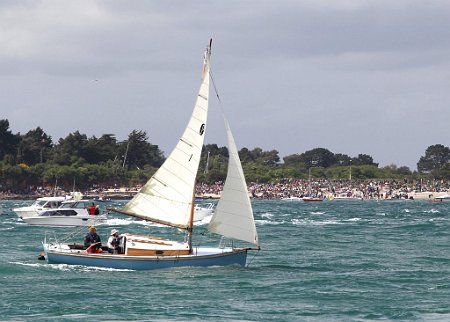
left=208, top=116, right=259, bottom=246
left=118, top=42, right=211, bottom=229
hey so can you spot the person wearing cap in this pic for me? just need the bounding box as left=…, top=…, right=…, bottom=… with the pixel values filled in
left=84, top=226, right=102, bottom=253
left=107, top=229, right=122, bottom=254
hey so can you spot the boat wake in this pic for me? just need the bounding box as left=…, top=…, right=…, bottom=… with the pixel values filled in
left=9, top=261, right=43, bottom=268
left=0, top=225, right=16, bottom=231
left=45, top=262, right=133, bottom=272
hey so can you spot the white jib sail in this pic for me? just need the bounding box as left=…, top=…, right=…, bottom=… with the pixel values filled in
left=208, top=115, right=259, bottom=246
left=120, top=44, right=211, bottom=228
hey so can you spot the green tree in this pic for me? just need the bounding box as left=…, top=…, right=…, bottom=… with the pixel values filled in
left=199, top=144, right=228, bottom=181
left=334, top=153, right=352, bottom=166
left=84, top=134, right=118, bottom=164
left=382, top=164, right=412, bottom=176
left=353, top=154, right=377, bottom=166
left=417, top=144, right=450, bottom=177
left=53, top=131, right=89, bottom=165
left=243, top=148, right=280, bottom=166
left=120, top=130, right=165, bottom=169
left=283, top=154, right=305, bottom=169
left=302, top=148, right=336, bottom=168
left=18, top=127, right=53, bottom=165
left=0, top=119, right=19, bottom=162
left=202, top=144, right=228, bottom=158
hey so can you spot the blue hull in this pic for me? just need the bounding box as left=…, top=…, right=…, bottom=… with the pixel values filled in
left=46, top=248, right=248, bottom=270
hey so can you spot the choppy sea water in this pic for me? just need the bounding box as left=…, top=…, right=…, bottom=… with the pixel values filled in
left=0, top=199, right=449, bottom=321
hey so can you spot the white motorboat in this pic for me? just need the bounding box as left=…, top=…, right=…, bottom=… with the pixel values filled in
left=432, top=194, right=450, bottom=202
left=331, top=195, right=363, bottom=201
left=13, top=196, right=66, bottom=219
left=302, top=196, right=324, bottom=202
left=193, top=203, right=214, bottom=221
left=281, top=196, right=302, bottom=201
left=23, top=199, right=107, bottom=227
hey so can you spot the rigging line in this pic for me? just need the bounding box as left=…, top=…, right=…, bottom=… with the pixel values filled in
left=245, top=249, right=260, bottom=268
left=60, top=225, right=86, bottom=243
left=209, top=68, right=222, bottom=105
left=209, top=67, right=230, bottom=127
left=210, top=67, right=242, bottom=138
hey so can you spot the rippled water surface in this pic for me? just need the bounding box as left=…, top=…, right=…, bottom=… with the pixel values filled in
left=1, top=199, right=449, bottom=321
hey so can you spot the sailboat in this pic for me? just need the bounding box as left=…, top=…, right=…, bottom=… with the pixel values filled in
left=41, top=39, right=260, bottom=270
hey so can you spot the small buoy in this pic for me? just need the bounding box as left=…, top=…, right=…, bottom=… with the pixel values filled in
left=37, top=252, right=45, bottom=261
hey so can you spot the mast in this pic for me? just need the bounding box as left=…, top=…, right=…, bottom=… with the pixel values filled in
left=308, top=168, right=312, bottom=196
left=122, top=140, right=130, bottom=168
left=54, top=178, right=58, bottom=197
left=188, top=39, right=212, bottom=250
left=187, top=186, right=196, bottom=252
left=204, top=151, right=210, bottom=174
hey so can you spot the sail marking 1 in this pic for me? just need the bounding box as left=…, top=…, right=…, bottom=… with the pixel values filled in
left=179, top=138, right=193, bottom=148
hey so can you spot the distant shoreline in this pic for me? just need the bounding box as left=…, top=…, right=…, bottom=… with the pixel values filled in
left=0, top=193, right=135, bottom=201
left=1, top=191, right=448, bottom=201
left=2, top=178, right=449, bottom=201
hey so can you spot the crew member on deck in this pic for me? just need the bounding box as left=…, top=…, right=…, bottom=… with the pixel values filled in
left=84, top=226, right=102, bottom=253
left=107, top=229, right=122, bottom=254
left=87, top=202, right=96, bottom=215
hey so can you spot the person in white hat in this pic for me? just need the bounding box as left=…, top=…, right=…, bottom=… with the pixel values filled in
left=107, top=229, right=122, bottom=254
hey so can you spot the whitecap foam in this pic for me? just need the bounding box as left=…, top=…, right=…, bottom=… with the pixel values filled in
left=256, top=219, right=284, bottom=225
left=103, top=218, right=162, bottom=227
left=103, top=218, right=137, bottom=226
left=0, top=226, right=16, bottom=231
left=261, top=213, right=274, bottom=219
left=292, top=218, right=340, bottom=226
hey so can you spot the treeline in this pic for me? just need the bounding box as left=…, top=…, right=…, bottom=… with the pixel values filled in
left=1, top=119, right=449, bottom=192
left=198, top=144, right=450, bottom=183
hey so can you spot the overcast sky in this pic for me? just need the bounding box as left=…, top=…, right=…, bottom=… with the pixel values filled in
left=1, top=1, right=449, bottom=170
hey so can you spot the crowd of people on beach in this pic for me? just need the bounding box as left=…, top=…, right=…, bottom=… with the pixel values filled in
left=1, top=179, right=449, bottom=200
left=196, top=179, right=450, bottom=200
